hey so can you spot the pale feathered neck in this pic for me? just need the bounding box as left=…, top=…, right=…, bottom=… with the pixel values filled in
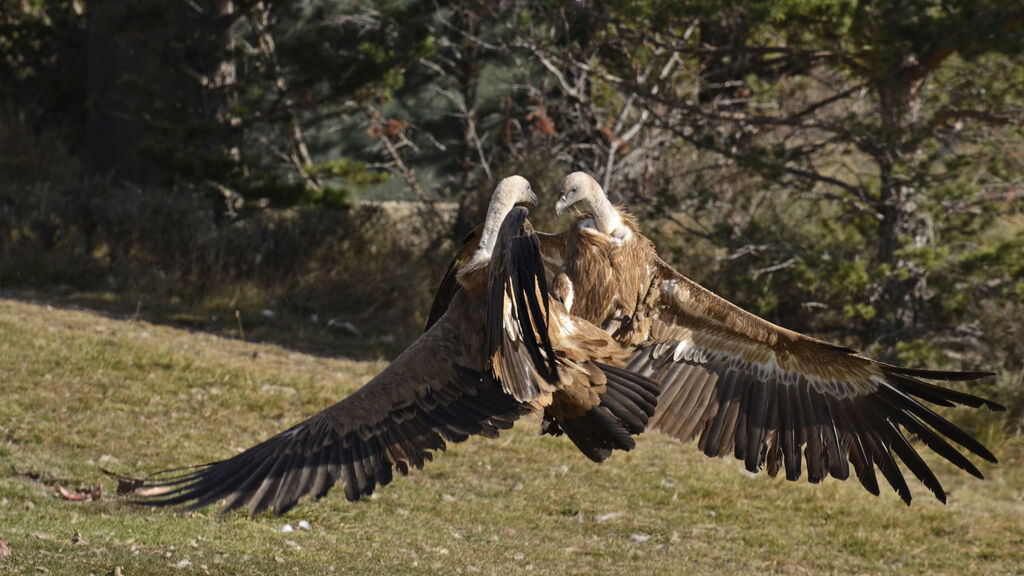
left=467, top=194, right=515, bottom=266
left=582, top=183, right=632, bottom=240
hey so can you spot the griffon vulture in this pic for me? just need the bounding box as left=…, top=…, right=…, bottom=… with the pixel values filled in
left=552, top=171, right=1004, bottom=504
left=132, top=176, right=659, bottom=516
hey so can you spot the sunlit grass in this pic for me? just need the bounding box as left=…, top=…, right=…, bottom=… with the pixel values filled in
left=1, top=298, right=1021, bottom=575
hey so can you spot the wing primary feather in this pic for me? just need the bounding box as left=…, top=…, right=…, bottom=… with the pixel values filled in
left=831, top=399, right=879, bottom=496
left=341, top=444, right=361, bottom=502
left=267, top=447, right=305, bottom=515
left=813, top=392, right=848, bottom=480
left=349, top=438, right=372, bottom=497
left=514, top=238, right=558, bottom=382
left=764, top=384, right=782, bottom=477
left=886, top=371, right=1004, bottom=411
left=425, top=227, right=480, bottom=331
left=733, top=375, right=756, bottom=463
left=492, top=207, right=557, bottom=385
left=248, top=451, right=296, bottom=516
left=779, top=385, right=801, bottom=481
left=287, top=449, right=324, bottom=511
left=700, top=369, right=739, bottom=457
left=874, top=384, right=998, bottom=462
left=859, top=403, right=912, bottom=504
left=882, top=418, right=945, bottom=503
left=888, top=409, right=983, bottom=479
left=192, top=437, right=296, bottom=512
left=310, top=441, right=341, bottom=499
left=883, top=364, right=995, bottom=382
left=218, top=455, right=281, bottom=515
left=675, top=368, right=719, bottom=442
left=797, top=383, right=826, bottom=484
left=367, top=436, right=393, bottom=488
left=744, top=380, right=770, bottom=473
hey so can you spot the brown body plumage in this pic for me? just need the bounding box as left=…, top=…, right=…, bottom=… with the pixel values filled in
left=559, top=210, right=655, bottom=340
left=554, top=171, right=1004, bottom=504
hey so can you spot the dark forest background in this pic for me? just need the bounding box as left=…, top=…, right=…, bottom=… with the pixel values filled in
left=2, top=0, right=1023, bottom=429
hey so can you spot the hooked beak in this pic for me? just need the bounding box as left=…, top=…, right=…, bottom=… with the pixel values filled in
left=527, top=189, right=538, bottom=206
left=555, top=196, right=568, bottom=217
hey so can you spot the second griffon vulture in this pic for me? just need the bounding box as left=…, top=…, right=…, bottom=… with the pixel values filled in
left=130, top=176, right=659, bottom=516
left=551, top=171, right=1004, bottom=505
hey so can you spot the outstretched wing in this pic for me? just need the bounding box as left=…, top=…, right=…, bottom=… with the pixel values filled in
left=136, top=290, right=531, bottom=516
left=631, top=256, right=1003, bottom=504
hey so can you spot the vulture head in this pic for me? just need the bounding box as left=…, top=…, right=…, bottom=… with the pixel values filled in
left=470, top=175, right=537, bottom=266
left=495, top=174, right=538, bottom=208
left=555, top=171, right=601, bottom=217
left=555, top=172, right=628, bottom=238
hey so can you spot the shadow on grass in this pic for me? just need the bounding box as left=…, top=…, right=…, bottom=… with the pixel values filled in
left=0, top=287, right=411, bottom=362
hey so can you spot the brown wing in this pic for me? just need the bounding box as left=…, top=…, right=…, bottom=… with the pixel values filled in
left=425, top=226, right=483, bottom=331
left=137, top=290, right=531, bottom=516
left=630, top=256, right=1003, bottom=504
left=426, top=227, right=565, bottom=333
left=487, top=206, right=559, bottom=396
left=536, top=230, right=567, bottom=282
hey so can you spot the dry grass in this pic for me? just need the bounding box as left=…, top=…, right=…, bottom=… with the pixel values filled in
left=0, top=298, right=1021, bottom=575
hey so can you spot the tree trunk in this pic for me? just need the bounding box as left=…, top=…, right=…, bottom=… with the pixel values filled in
left=199, top=0, right=239, bottom=224
left=869, top=68, right=930, bottom=352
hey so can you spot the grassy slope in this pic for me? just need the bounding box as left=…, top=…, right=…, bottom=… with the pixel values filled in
left=0, top=298, right=1021, bottom=576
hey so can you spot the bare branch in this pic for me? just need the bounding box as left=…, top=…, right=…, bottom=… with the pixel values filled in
left=248, top=3, right=322, bottom=191
left=363, top=104, right=433, bottom=206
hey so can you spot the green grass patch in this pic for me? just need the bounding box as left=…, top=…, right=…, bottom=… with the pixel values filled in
left=1, top=298, right=1021, bottom=575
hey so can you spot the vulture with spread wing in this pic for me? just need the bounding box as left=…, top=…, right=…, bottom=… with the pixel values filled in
left=134, top=176, right=659, bottom=516
left=552, top=171, right=1004, bottom=504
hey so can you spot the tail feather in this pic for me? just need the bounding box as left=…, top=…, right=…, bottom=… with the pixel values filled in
left=558, top=406, right=636, bottom=462
left=553, top=363, right=661, bottom=462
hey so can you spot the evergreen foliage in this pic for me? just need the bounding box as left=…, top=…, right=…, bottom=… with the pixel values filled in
left=1, top=0, right=1022, bottom=426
